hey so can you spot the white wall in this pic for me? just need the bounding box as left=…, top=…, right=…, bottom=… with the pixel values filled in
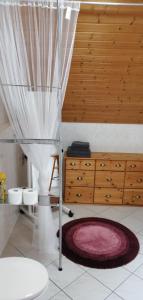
left=61, top=123, right=143, bottom=153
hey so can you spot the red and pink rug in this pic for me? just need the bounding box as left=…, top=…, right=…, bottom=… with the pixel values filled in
left=61, top=218, right=139, bottom=268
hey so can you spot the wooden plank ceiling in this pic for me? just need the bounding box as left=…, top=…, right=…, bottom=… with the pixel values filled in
left=62, top=0, right=143, bottom=123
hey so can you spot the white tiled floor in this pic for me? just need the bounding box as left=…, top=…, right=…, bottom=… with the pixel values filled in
left=2, top=204, right=143, bottom=300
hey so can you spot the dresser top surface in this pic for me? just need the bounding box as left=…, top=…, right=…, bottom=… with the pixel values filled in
left=65, top=152, right=143, bottom=161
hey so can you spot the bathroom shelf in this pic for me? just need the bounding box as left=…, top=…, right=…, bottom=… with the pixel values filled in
left=0, top=138, right=60, bottom=144
left=0, top=199, right=60, bottom=206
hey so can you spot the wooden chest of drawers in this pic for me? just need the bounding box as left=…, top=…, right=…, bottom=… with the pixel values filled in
left=64, top=152, right=143, bottom=205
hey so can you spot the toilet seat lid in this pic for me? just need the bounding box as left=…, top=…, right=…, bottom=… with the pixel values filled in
left=0, top=257, right=49, bottom=300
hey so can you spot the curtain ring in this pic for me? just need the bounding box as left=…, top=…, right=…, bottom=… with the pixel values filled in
left=28, top=0, right=35, bottom=7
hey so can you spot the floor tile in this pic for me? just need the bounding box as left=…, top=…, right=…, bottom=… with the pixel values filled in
left=64, top=272, right=110, bottom=300
left=68, top=204, right=97, bottom=219
left=17, top=214, right=34, bottom=231
left=97, top=207, right=134, bottom=222
left=8, top=215, right=58, bottom=265
left=53, top=204, right=110, bottom=228
left=50, top=290, right=72, bottom=300
left=78, top=264, right=90, bottom=271
left=68, top=204, right=110, bottom=215
left=116, top=274, right=143, bottom=300
left=120, top=215, right=143, bottom=233
left=106, top=292, right=123, bottom=300
left=87, top=267, right=131, bottom=290
left=136, top=233, right=143, bottom=254
left=24, top=247, right=58, bottom=266
left=47, top=256, right=85, bottom=289
left=53, top=211, right=74, bottom=230
left=138, top=228, right=143, bottom=237
left=134, top=263, right=143, bottom=280
left=124, top=253, right=143, bottom=272
left=129, top=209, right=143, bottom=223
left=1, top=242, right=23, bottom=257
left=114, top=206, right=138, bottom=214
left=36, top=280, right=60, bottom=300
left=88, top=204, right=112, bottom=214
left=8, top=220, right=33, bottom=255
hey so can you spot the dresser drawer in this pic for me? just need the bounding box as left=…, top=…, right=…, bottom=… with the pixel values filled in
left=64, top=187, right=94, bottom=203
left=66, top=159, right=80, bottom=170
left=80, top=159, right=95, bottom=170
left=66, top=158, right=95, bottom=170
left=126, top=161, right=143, bottom=172
left=96, top=160, right=125, bottom=171
left=95, top=171, right=124, bottom=188
left=123, top=189, right=143, bottom=205
left=125, top=172, right=143, bottom=188
left=65, top=170, right=94, bottom=187
left=94, top=188, right=123, bottom=204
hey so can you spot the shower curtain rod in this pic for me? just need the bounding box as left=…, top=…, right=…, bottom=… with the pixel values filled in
left=0, top=1, right=143, bottom=7
left=79, top=1, right=143, bottom=6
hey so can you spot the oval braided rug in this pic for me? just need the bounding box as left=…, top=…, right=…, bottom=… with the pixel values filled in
left=61, top=217, right=139, bottom=269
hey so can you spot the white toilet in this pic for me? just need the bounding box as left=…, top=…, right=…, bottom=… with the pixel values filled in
left=0, top=257, right=49, bottom=300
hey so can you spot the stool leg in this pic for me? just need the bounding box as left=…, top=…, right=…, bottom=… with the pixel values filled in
left=49, top=157, right=56, bottom=192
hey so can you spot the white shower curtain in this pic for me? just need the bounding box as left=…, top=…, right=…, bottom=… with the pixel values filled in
left=0, top=0, right=80, bottom=252
left=0, top=0, right=80, bottom=194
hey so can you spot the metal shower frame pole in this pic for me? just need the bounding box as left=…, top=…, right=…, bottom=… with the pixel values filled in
left=57, top=0, right=63, bottom=272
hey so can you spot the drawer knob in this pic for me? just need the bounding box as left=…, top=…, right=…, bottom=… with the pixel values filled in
left=85, top=163, right=91, bottom=167
left=100, top=163, right=105, bottom=167
left=76, top=193, right=82, bottom=197
left=130, top=164, right=136, bottom=168
left=106, top=177, right=112, bottom=182
left=134, top=195, right=141, bottom=200
left=137, top=178, right=143, bottom=183
left=70, top=162, right=76, bottom=166
left=77, top=176, right=83, bottom=181
left=105, top=194, right=112, bottom=198
left=115, top=163, right=121, bottom=168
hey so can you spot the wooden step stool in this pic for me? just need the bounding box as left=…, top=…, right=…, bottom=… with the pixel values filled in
left=49, top=155, right=74, bottom=217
